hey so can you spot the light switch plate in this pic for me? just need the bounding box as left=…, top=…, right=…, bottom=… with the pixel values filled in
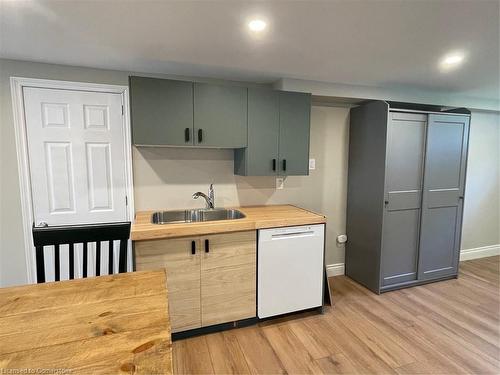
left=309, top=159, right=316, bottom=170
left=276, top=177, right=284, bottom=190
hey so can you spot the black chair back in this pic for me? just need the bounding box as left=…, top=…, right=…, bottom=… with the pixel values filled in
left=32, top=222, right=131, bottom=283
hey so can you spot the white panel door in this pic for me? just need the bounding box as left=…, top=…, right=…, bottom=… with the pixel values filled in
left=23, top=87, right=128, bottom=227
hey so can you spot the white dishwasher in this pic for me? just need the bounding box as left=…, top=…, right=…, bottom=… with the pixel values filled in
left=258, top=224, right=325, bottom=318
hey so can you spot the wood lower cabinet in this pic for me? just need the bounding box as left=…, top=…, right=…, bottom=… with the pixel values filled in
left=200, top=231, right=256, bottom=326
left=135, top=238, right=201, bottom=332
left=135, top=231, right=256, bottom=333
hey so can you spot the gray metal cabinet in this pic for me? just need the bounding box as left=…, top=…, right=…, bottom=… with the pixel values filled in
left=346, top=101, right=471, bottom=294
left=194, top=83, right=247, bottom=148
left=278, top=91, right=311, bottom=176
left=418, top=114, right=470, bottom=280
left=129, top=77, right=194, bottom=146
left=234, top=89, right=311, bottom=176
left=234, top=88, right=279, bottom=176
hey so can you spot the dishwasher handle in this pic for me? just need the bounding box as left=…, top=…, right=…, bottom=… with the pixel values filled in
left=271, top=230, right=316, bottom=239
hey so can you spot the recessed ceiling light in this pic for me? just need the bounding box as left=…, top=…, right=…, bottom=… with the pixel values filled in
left=248, top=19, right=267, bottom=32
left=439, top=51, right=466, bottom=71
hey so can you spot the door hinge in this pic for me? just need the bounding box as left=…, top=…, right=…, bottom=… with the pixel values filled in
left=121, top=105, right=124, bottom=116
left=125, top=196, right=128, bottom=206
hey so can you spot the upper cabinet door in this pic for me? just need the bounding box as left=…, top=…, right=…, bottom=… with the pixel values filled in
left=245, top=88, right=279, bottom=175
left=130, top=76, right=194, bottom=146
left=418, top=114, right=470, bottom=281
left=278, top=91, right=311, bottom=175
left=194, top=83, right=247, bottom=148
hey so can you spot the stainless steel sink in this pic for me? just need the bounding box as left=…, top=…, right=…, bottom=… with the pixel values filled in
left=151, top=208, right=245, bottom=224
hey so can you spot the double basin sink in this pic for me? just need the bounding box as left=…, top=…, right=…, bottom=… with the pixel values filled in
left=151, top=208, right=245, bottom=224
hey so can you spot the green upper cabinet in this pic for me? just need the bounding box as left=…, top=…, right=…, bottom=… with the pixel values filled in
left=234, top=89, right=311, bottom=176
left=278, top=91, right=311, bottom=176
left=130, top=76, right=311, bottom=176
left=130, top=76, right=194, bottom=146
left=194, top=83, right=247, bottom=148
left=234, top=88, right=279, bottom=176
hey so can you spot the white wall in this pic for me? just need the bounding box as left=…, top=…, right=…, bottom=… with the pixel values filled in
left=1, top=58, right=498, bottom=287
left=133, top=105, right=350, bottom=267
left=462, top=111, right=500, bottom=250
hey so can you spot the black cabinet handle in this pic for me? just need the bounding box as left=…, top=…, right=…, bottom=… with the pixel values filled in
left=185, top=128, right=190, bottom=142
left=191, top=240, right=196, bottom=255
left=282, top=159, right=287, bottom=171
left=384, top=200, right=389, bottom=205
left=198, top=129, right=203, bottom=143
left=204, top=239, right=210, bottom=253
left=272, top=159, right=276, bottom=171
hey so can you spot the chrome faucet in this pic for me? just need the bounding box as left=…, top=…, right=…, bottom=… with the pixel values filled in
left=192, top=184, right=215, bottom=209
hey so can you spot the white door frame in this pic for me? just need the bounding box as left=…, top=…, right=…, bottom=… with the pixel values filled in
left=10, top=77, right=135, bottom=284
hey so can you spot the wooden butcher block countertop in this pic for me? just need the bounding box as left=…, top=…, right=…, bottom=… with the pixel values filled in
left=0, top=270, right=172, bottom=374
left=131, top=204, right=326, bottom=241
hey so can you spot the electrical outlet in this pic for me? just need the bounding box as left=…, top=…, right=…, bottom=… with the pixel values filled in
left=309, top=159, right=316, bottom=170
left=276, top=177, right=284, bottom=190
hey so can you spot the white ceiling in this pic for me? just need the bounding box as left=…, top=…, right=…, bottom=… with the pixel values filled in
left=1, top=0, right=499, bottom=100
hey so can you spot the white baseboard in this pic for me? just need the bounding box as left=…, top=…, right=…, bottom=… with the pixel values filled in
left=326, top=244, right=500, bottom=277
left=326, top=263, right=345, bottom=277
left=460, top=244, right=500, bottom=261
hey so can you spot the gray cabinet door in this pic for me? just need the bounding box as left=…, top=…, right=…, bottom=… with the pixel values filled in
left=130, top=76, right=194, bottom=146
left=194, top=83, right=247, bottom=148
left=245, top=88, right=279, bottom=175
left=418, top=114, right=470, bottom=281
left=381, top=112, right=426, bottom=287
left=278, top=91, right=311, bottom=175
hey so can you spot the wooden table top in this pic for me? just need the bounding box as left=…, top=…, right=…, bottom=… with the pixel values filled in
left=132, top=204, right=326, bottom=241
left=0, top=270, right=172, bottom=374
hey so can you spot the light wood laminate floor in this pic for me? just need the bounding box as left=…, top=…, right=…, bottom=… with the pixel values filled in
left=173, top=256, right=500, bottom=374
